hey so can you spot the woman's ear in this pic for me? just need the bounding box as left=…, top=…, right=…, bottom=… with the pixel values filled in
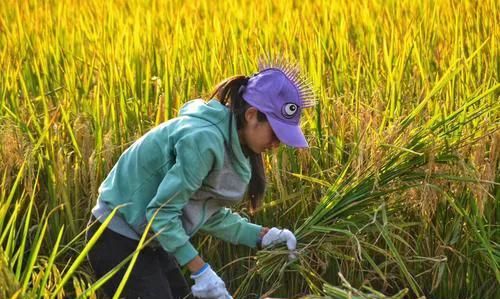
left=244, top=107, right=258, bottom=124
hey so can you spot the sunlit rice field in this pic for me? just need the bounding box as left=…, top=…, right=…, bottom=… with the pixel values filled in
left=0, top=0, right=499, bottom=298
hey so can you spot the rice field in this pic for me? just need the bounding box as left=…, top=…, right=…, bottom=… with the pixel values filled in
left=0, top=0, right=499, bottom=298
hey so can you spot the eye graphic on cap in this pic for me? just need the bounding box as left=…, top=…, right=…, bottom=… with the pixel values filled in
left=282, top=103, right=299, bottom=119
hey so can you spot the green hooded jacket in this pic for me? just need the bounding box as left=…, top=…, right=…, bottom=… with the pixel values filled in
left=92, top=99, right=263, bottom=266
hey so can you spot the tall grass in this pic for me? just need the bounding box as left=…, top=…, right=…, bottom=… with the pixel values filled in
left=0, top=0, right=498, bottom=298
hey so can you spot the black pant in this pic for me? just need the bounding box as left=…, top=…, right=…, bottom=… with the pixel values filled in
left=86, top=218, right=192, bottom=299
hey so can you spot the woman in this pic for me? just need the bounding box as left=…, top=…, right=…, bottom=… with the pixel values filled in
left=86, top=63, right=316, bottom=299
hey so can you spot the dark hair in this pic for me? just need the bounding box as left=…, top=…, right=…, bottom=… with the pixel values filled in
left=208, top=75, right=266, bottom=213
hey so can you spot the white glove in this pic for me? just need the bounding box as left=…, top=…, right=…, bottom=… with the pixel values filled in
left=190, top=264, right=233, bottom=299
left=261, top=227, right=297, bottom=259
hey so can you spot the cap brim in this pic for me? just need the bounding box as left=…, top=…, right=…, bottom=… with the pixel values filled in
left=267, top=116, right=309, bottom=148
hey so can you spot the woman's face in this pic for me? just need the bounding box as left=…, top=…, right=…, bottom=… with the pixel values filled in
left=239, top=107, right=281, bottom=154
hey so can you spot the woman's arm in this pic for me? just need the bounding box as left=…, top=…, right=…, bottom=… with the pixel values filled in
left=186, top=255, right=206, bottom=273
left=200, top=208, right=270, bottom=248
left=146, top=130, right=218, bottom=266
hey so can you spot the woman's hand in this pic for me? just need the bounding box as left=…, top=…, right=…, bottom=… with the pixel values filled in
left=261, top=227, right=297, bottom=260
left=190, top=263, right=232, bottom=299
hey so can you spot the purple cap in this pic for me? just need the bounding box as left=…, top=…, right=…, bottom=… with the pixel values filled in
left=241, top=67, right=315, bottom=148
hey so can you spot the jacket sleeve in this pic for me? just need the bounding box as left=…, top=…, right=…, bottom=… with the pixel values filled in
left=146, top=131, right=216, bottom=266
left=199, top=207, right=262, bottom=248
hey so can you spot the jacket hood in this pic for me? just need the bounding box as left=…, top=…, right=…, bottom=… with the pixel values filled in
left=179, top=99, right=230, bottom=136
left=178, top=99, right=250, bottom=173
